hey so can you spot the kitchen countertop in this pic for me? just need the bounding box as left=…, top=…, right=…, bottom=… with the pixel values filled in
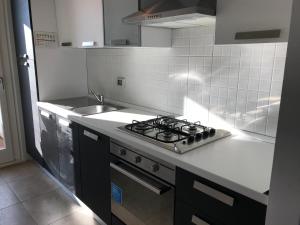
left=38, top=98, right=275, bottom=205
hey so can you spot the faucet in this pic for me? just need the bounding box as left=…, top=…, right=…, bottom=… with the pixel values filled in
left=90, top=89, right=104, bottom=105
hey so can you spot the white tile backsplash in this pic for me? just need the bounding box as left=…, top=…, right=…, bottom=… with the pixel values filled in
left=87, top=26, right=287, bottom=137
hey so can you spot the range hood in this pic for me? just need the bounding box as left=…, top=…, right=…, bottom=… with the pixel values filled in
left=123, top=0, right=216, bottom=29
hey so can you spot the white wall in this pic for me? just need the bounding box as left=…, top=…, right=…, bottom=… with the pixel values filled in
left=30, top=0, right=88, bottom=101
left=87, top=26, right=287, bottom=137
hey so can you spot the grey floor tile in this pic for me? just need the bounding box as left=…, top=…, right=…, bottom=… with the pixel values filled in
left=0, top=173, right=5, bottom=186
left=0, top=183, right=19, bottom=210
left=0, top=203, right=37, bottom=225
left=22, top=188, right=81, bottom=225
left=50, top=210, right=103, bottom=225
left=0, top=161, right=42, bottom=183
left=8, top=172, right=59, bottom=201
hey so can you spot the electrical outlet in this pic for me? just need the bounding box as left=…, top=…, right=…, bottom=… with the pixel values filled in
left=117, top=77, right=126, bottom=88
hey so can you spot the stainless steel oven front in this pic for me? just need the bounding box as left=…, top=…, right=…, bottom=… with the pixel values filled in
left=110, top=141, right=175, bottom=225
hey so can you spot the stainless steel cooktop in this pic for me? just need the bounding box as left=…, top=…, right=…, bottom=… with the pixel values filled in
left=119, top=116, right=231, bottom=154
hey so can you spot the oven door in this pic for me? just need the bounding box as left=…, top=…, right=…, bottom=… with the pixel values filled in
left=110, top=155, right=174, bottom=225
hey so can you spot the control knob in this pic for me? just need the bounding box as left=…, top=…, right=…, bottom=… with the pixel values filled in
left=209, top=128, right=216, bottom=136
left=152, top=164, right=160, bottom=173
left=135, top=156, right=142, bottom=164
left=195, top=133, right=202, bottom=141
left=187, top=136, right=195, bottom=144
left=119, top=149, right=126, bottom=156
left=202, top=131, right=209, bottom=139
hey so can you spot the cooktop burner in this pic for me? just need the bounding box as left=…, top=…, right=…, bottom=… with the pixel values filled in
left=119, top=116, right=231, bottom=154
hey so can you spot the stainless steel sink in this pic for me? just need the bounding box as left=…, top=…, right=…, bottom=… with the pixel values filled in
left=72, top=104, right=124, bottom=116
left=47, top=97, right=125, bottom=115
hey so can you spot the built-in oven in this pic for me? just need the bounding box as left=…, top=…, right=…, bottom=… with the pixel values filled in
left=110, top=141, right=175, bottom=225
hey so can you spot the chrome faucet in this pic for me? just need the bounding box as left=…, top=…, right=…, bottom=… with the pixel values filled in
left=90, top=89, right=104, bottom=105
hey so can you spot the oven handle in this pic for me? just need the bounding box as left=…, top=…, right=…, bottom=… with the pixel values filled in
left=110, top=162, right=169, bottom=195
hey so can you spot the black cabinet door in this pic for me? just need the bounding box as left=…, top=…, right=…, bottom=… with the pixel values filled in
left=39, top=109, right=59, bottom=177
left=56, top=117, right=74, bottom=193
left=78, top=126, right=111, bottom=224
left=176, top=168, right=266, bottom=225
left=175, top=201, right=221, bottom=225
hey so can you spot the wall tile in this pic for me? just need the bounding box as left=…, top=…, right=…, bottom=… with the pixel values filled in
left=87, top=26, right=287, bottom=137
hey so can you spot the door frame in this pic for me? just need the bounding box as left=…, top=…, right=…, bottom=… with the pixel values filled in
left=0, top=0, right=28, bottom=166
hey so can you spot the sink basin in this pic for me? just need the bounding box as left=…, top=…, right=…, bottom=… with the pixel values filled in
left=48, top=97, right=100, bottom=110
left=46, top=97, right=125, bottom=115
left=72, top=104, right=123, bottom=116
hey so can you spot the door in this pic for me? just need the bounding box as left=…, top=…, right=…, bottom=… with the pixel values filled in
left=11, top=0, right=41, bottom=162
left=0, top=53, right=14, bottom=164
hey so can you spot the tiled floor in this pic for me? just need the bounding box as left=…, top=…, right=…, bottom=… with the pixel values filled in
left=0, top=137, right=5, bottom=150
left=0, top=161, right=103, bottom=225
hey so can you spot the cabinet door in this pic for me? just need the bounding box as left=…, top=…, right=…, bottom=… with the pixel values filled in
left=175, top=201, right=220, bottom=225
left=176, top=168, right=267, bottom=225
left=56, top=117, right=75, bottom=193
left=215, top=0, right=293, bottom=44
left=39, top=109, right=59, bottom=177
left=55, top=0, right=104, bottom=48
left=103, top=0, right=140, bottom=46
left=55, top=0, right=73, bottom=45
left=78, top=126, right=111, bottom=224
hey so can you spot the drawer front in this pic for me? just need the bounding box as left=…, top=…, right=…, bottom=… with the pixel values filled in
left=176, top=168, right=237, bottom=225
left=175, top=201, right=223, bottom=225
left=176, top=168, right=266, bottom=225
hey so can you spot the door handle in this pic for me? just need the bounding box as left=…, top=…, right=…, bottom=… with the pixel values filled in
left=19, top=54, right=29, bottom=60
left=23, top=62, right=30, bottom=67
left=110, top=162, right=170, bottom=195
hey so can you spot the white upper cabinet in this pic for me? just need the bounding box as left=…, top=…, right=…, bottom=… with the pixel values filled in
left=55, top=0, right=104, bottom=48
left=55, top=0, right=171, bottom=48
left=215, top=0, right=293, bottom=44
left=103, top=0, right=140, bottom=46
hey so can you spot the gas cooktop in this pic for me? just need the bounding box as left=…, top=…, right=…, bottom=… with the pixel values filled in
left=119, top=116, right=231, bottom=154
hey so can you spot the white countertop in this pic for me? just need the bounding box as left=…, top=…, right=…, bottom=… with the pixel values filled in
left=38, top=100, right=275, bottom=205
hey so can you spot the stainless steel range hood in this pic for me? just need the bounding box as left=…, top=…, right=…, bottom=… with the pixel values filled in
left=123, top=0, right=216, bottom=29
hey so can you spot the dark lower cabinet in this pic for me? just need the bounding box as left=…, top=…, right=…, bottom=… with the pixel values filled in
left=112, top=214, right=126, bottom=225
left=39, top=110, right=75, bottom=193
left=175, top=167, right=267, bottom=225
left=73, top=124, right=111, bottom=225
left=39, top=109, right=59, bottom=177
left=175, top=201, right=220, bottom=225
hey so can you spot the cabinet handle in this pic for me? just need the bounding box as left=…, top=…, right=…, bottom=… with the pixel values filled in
left=58, top=118, right=70, bottom=127
left=191, top=215, right=210, bottom=225
left=83, top=130, right=98, bottom=141
left=193, top=180, right=234, bottom=206
left=82, top=41, right=96, bottom=47
left=40, top=110, right=52, bottom=119
left=61, top=42, right=72, bottom=47
left=111, top=39, right=129, bottom=46
left=235, top=29, right=281, bottom=40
